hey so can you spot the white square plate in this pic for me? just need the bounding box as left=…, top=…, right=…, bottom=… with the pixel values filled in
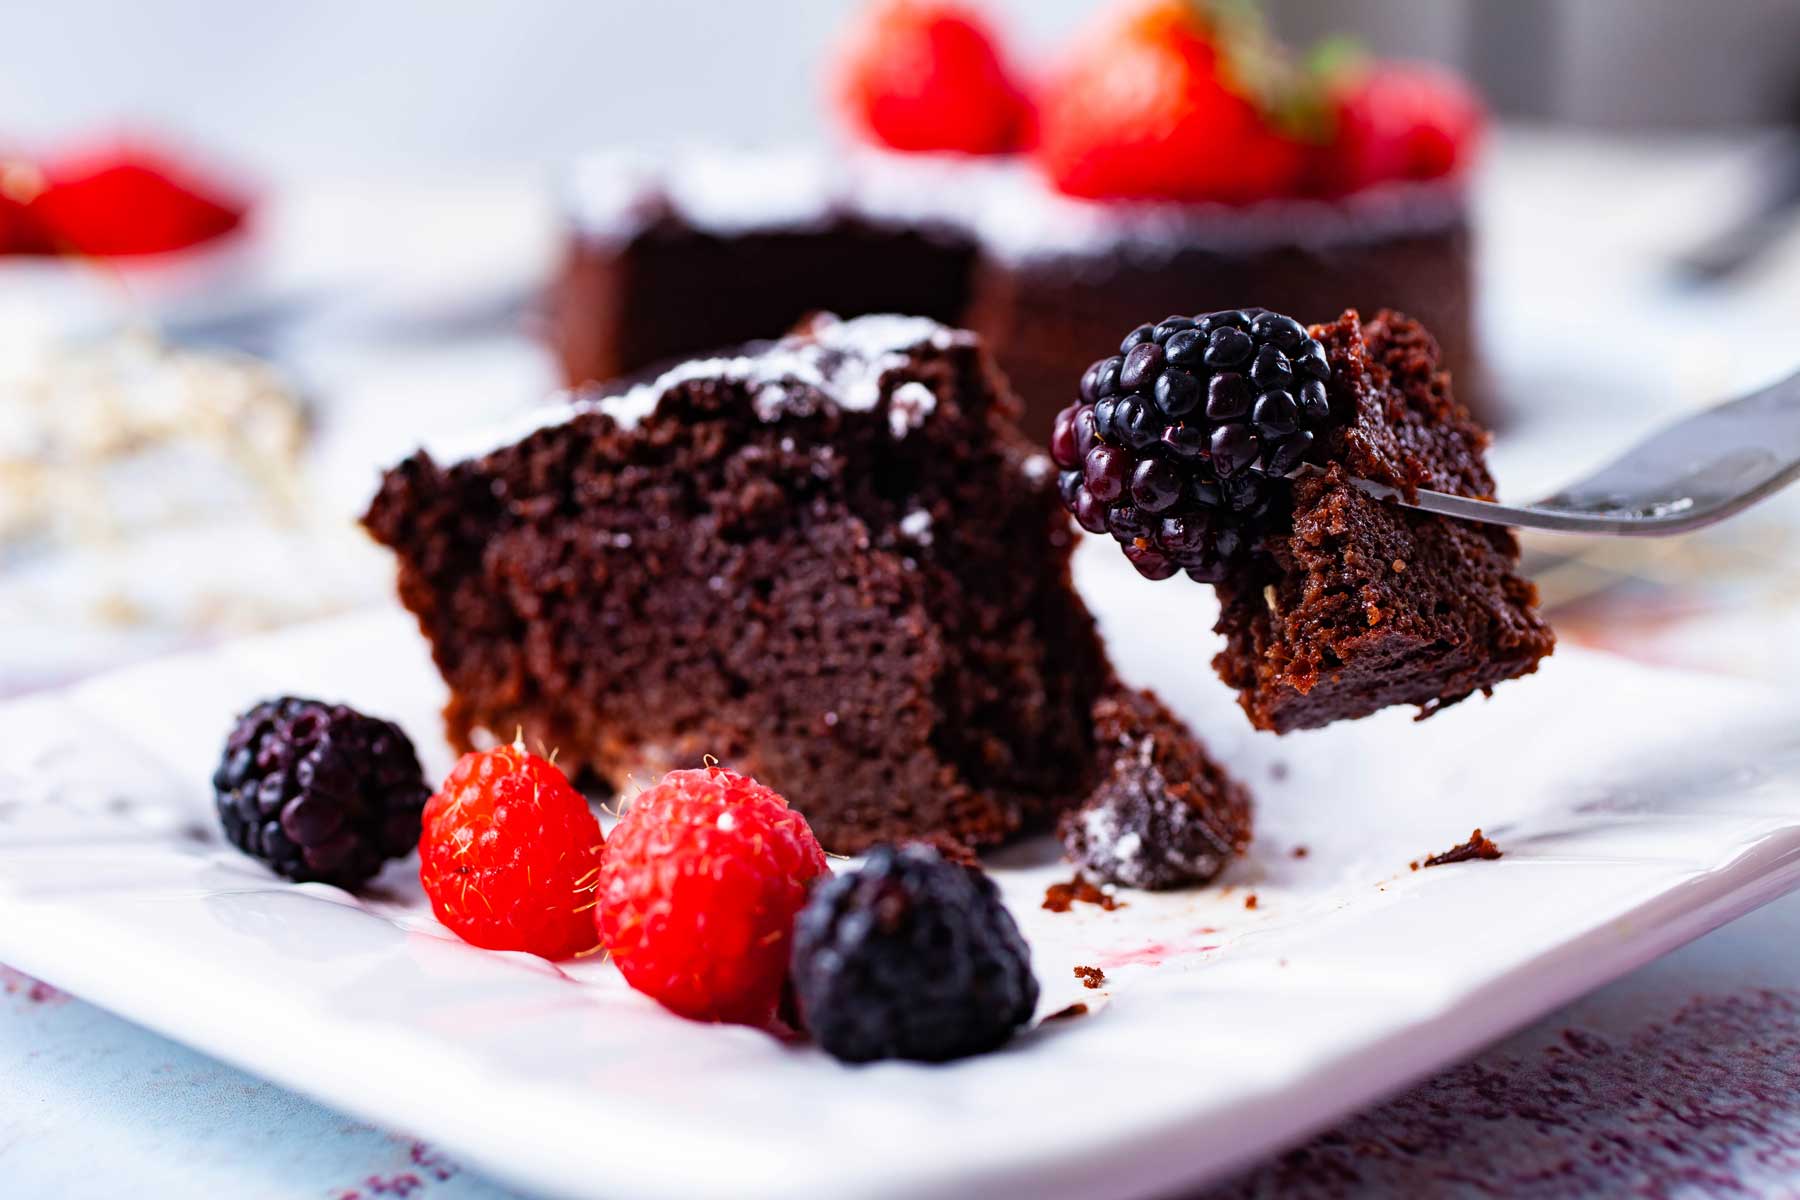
left=3, top=541, right=1798, bottom=1200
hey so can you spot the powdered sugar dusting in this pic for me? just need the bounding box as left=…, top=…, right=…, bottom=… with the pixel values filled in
left=888, top=382, right=937, bottom=438
left=420, top=315, right=970, bottom=468
left=898, top=509, right=934, bottom=544
left=664, top=148, right=842, bottom=233
left=561, top=150, right=663, bottom=240
left=414, top=392, right=604, bottom=467
left=1077, top=766, right=1155, bottom=888
left=563, top=144, right=1470, bottom=263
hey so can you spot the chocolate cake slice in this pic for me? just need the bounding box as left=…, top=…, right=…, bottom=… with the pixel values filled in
left=1211, top=311, right=1554, bottom=731
left=365, top=314, right=1251, bottom=856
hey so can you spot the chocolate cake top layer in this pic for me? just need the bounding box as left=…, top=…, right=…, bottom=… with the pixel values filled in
left=563, top=147, right=1470, bottom=263
left=423, top=314, right=987, bottom=467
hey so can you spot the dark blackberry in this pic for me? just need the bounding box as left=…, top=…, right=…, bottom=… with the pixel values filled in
left=212, top=696, right=429, bottom=890
left=789, top=843, right=1038, bottom=1063
left=1054, top=308, right=1345, bottom=580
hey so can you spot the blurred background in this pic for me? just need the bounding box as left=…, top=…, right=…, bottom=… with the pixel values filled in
left=3, top=0, right=1799, bottom=172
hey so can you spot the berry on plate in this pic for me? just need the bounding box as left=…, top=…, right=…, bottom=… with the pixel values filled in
left=832, top=0, right=1030, bottom=155
left=790, top=843, right=1039, bottom=1063
left=1314, top=60, right=1484, bottom=194
left=420, top=740, right=604, bottom=960
left=213, top=696, right=429, bottom=890
left=598, top=765, right=827, bottom=1026
left=26, top=141, right=247, bottom=257
left=1035, top=0, right=1303, bottom=203
left=1053, top=307, right=1341, bottom=581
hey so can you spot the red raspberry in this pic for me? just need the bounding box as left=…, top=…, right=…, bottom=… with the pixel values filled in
left=831, top=0, right=1030, bottom=155
left=28, top=141, right=247, bottom=257
left=419, top=741, right=604, bottom=960
left=597, top=766, right=828, bottom=1027
left=1314, top=61, right=1485, bottom=195
left=1035, top=0, right=1303, bottom=203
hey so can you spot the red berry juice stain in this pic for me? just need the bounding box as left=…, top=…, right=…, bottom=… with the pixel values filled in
left=1204, top=989, right=1800, bottom=1197
left=1094, top=937, right=1221, bottom=969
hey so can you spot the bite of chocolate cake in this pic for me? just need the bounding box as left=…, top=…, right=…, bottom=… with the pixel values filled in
left=365, top=313, right=1252, bottom=858
left=1055, top=306, right=1553, bottom=732
left=1215, top=311, right=1553, bottom=730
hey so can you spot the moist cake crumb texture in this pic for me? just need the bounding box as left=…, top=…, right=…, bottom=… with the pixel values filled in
left=1212, top=309, right=1554, bottom=732
left=365, top=314, right=1247, bottom=856
left=1042, top=871, right=1124, bottom=913
left=1423, top=828, right=1504, bottom=867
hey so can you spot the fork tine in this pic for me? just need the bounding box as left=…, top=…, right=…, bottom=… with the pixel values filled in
left=1351, top=366, right=1800, bottom=537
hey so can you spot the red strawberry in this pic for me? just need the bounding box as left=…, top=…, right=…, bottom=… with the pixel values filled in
left=27, top=141, right=247, bottom=257
left=0, top=160, right=52, bottom=255
left=0, top=194, right=31, bottom=255
left=832, top=0, right=1030, bottom=155
left=1035, top=0, right=1304, bottom=204
left=1315, top=61, right=1484, bottom=194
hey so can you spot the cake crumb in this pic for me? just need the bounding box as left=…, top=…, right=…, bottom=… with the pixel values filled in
left=1043, top=871, right=1123, bottom=913
left=1410, top=860, right=1420, bottom=871
left=1244, top=893, right=1259, bottom=910
left=1044, top=1002, right=1090, bottom=1021
left=1422, top=828, right=1503, bottom=868
left=911, top=832, right=980, bottom=869
left=1291, top=845, right=1309, bottom=859
left=1074, top=965, right=1106, bottom=990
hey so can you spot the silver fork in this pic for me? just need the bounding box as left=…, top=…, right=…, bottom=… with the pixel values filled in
left=1351, top=366, right=1800, bottom=535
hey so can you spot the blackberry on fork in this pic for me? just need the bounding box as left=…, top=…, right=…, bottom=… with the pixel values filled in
left=1049, top=308, right=1342, bottom=581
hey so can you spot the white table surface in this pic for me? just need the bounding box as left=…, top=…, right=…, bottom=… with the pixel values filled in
left=4, top=130, right=1800, bottom=1198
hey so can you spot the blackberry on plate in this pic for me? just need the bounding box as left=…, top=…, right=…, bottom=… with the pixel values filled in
left=213, top=696, right=429, bottom=890
left=1051, top=308, right=1342, bottom=581
left=789, top=843, right=1038, bottom=1063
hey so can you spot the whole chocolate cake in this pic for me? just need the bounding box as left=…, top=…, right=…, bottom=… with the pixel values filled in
left=365, top=313, right=1251, bottom=856
left=548, top=151, right=1478, bottom=441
